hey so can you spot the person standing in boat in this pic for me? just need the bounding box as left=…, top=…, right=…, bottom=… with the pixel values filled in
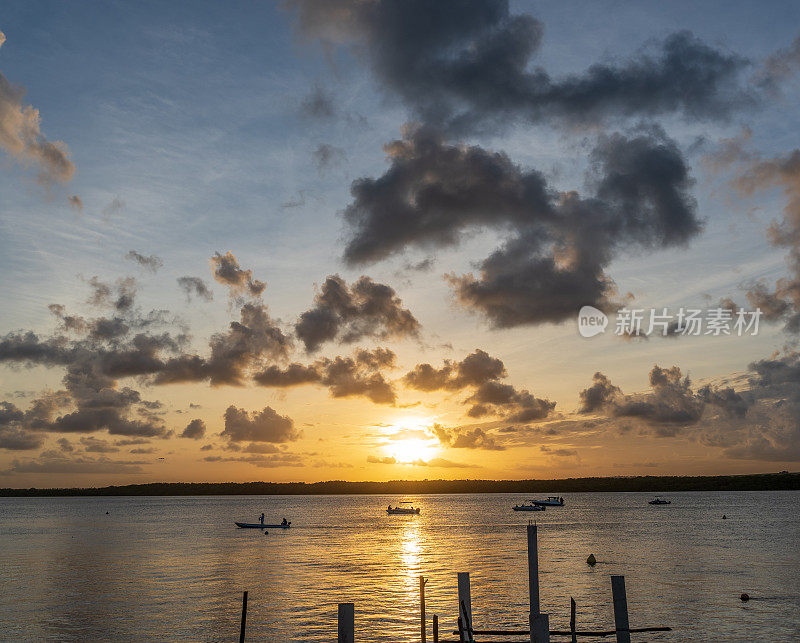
left=260, top=513, right=264, bottom=525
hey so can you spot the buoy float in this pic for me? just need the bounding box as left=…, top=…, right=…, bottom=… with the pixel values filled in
left=586, top=554, right=597, bottom=566
left=740, top=593, right=750, bottom=602
left=722, top=515, right=727, bottom=519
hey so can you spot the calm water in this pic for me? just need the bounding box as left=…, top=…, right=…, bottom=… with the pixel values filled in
left=0, top=491, right=798, bottom=642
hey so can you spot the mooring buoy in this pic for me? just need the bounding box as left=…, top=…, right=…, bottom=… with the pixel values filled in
left=586, top=554, right=596, bottom=566
left=740, top=593, right=750, bottom=602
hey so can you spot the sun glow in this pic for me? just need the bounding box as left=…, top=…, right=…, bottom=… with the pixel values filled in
left=389, top=438, right=439, bottom=463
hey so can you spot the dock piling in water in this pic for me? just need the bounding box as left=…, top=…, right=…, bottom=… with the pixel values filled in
left=338, top=602, right=355, bottom=643
left=457, top=572, right=474, bottom=642
left=420, top=575, right=427, bottom=643
left=611, top=575, right=631, bottom=643
left=239, top=591, right=248, bottom=643
left=527, top=523, right=550, bottom=643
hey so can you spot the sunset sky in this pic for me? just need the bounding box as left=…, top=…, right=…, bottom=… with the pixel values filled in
left=1, top=0, right=800, bottom=487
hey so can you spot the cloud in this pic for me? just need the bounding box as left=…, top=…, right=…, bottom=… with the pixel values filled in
left=6, top=450, right=146, bottom=474
left=210, top=251, right=266, bottom=298
left=402, top=349, right=505, bottom=391
left=295, top=275, right=420, bottom=351
left=203, top=453, right=305, bottom=468
left=731, top=149, right=800, bottom=333
left=367, top=453, right=475, bottom=468
left=301, top=85, right=336, bottom=119
left=157, top=302, right=291, bottom=386
left=0, top=426, right=44, bottom=450
left=221, top=405, right=299, bottom=443
left=403, top=349, right=554, bottom=421
left=313, top=143, right=346, bottom=172
left=343, top=125, right=700, bottom=327
left=177, top=276, right=214, bottom=302
left=68, top=195, right=83, bottom=212
left=125, top=251, right=163, bottom=273
left=430, top=424, right=504, bottom=450
left=180, top=418, right=206, bottom=440
left=0, top=60, right=75, bottom=185
left=101, top=197, right=126, bottom=219
left=79, top=436, right=120, bottom=453
left=288, top=1, right=755, bottom=134
left=579, top=372, right=621, bottom=413
left=254, top=347, right=397, bottom=405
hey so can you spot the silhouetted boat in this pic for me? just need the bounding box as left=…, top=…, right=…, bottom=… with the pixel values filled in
left=235, top=521, right=291, bottom=528
left=529, top=496, right=565, bottom=507
left=648, top=497, right=671, bottom=505
left=387, top=506, right=420, bottom=514
left=512, top=502, right=545, bottom=511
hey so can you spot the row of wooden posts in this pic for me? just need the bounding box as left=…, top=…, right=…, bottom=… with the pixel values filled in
left=238, top=523, right=670, bottom=641
left=334, top=523, right=669, bottom=642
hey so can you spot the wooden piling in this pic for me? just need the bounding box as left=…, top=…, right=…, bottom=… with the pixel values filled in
left=527, top=523, right=549, bottom=643
left=570, top=597, right=577, bottom=643
left=239, top=591, right=248, bottom=643
left=457, top=572, right=474, bottom=642
left=420, top=576, right=427, bottom=643
left=338, top=602, right=355, bottom=643
left=610, top=575, right=631, bottom=643
left=433, top=614, right=439, bottom=643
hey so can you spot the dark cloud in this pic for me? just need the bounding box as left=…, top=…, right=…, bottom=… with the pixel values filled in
left=125, top=250, right=163, bottom=273
left=157, top=302, right=291, bottom=386
left=403, top=349, right=554, bottom=421
left=180, top=418, right=206, bottom=440
left=430, top=423, right=504, bottom=450
left=301, top=85, right=336, bottom=119
left=254, top=347, right=397, bottom=405
left=221, top=405, right=299, bottom=443
left=344, top=126, right=699, bottom=327
left=403, top=349, right=505, bottom=391
left=79, top=436, right=119, bottom=453
left=288, top=1, right=755, bottom=134
left=579, top=372, right=621, bottom=413
left=295, top=275, right=420, bottom=351
left=313, top=143, right=347, bottom=172
left=0, top=426, right=44, bottom=450
left=203, top=453, right=305, bottom=468
left=177, top=276, right=214, bottom=303
left=210, top=252, right=266, bottom=298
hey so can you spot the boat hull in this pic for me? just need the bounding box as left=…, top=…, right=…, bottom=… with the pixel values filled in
left=513, top=505, right=545, bottom=511
left=387, top=509, right=420, bottom=515
left=235, top=522, right=291, bottom=528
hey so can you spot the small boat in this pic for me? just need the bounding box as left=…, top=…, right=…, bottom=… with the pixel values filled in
left=512, top=502, right=545, bottom=511
left=648, top=497, right=671, bottom=505
left=235, top=521, right=291, bottom=528
left=529, top=496, right=565, bottom=507
left=387, top=505, right=420, bottom=515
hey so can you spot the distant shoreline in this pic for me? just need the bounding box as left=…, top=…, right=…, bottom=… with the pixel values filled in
left=1, top=472, right=797, bottom=497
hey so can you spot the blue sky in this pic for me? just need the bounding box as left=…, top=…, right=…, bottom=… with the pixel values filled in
left=1, top=1, right=799, bottom=485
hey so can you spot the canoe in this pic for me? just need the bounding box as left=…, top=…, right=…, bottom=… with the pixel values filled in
left=235, top=522, right=291, bottom=528
left=387, top=508, right=420, bottom=514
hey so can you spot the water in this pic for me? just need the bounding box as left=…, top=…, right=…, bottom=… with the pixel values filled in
left=0, top=491, right=798, bottom=642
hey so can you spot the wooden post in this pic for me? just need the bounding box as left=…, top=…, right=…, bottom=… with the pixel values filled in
left=433, top=614, right=439, bottom=643
left=610, top=575, right=631, bottom=643
left=457, top=572, right=474, bottom=642
left=570, top=597, right=577, bottom=643
left=338, top=602, right=355, bottom=643
left=527, top=523, right=549, bottom=643
left=420, top=575, right=427, bottom=643
left=239, top=591, right=247, bottom=643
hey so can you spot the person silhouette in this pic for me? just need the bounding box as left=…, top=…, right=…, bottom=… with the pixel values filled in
left=260, top=513, right=264, bottom=525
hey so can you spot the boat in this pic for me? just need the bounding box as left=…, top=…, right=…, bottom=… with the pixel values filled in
left=648, top=497, right=671, bottom=505
left=528, top=496, right=565, bottom=507
left=387, top=505, right=420, bottom=515
left=512, top=502, right=545, bottom=511
left=234, top=521, right=291, bottom=528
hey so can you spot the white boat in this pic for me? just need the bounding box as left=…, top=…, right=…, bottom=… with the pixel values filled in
left=529, top=496, right=565, bottom=507
left=512, top=502, right=545, bottom=511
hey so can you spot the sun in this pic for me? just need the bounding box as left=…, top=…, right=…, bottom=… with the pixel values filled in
left=389, top=438, right=438, bottom=464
